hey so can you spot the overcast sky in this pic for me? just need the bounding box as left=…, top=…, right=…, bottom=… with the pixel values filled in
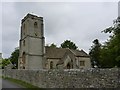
left=1, top=2, right=118, bottom=58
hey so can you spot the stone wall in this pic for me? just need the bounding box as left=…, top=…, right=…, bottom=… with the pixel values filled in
left=3, top=68, right=120, bottom=88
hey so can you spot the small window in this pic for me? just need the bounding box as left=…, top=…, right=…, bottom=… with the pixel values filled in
left=23, top=66, right=25, bottom=69
left=23, top=24, right=25, bottom=29
left=23, top=24, right=25, bottom=35
left=22, top=52, right=26, bottom=69
left=23, top=40, right=25, bottom=46
left=50, top=61, right=53, bottom=69
left=34, top=22, right=38, bottom=28
left=80, top=61, right=85, bottom=66
left=34, top=32, right=37, bottom=36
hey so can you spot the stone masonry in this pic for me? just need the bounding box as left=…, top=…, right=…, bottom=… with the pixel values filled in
left=3, top=68, right=120, bottom=88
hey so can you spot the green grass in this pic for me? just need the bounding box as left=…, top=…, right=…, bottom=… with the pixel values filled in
left=2, top=76, right=41, bottom=90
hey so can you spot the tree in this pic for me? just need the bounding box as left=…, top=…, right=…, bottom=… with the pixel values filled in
left=60, top=40, right=78, bottom=50
left=89, top=39, right=101, bottom=67
left=2, top=58, right=11, bottom=69
left=9, top=48, right=19, bottom=69
left=47, top=43, right=57, bottom=48
left=100, top=17, right=120, bottom=67
left=50, top=43, right=57, bottom=48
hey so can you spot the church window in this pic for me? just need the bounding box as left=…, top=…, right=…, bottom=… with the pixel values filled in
left=34, top=22, right=38, bottom=28
left=80, top=61, right=85, bottom=66
left=34, top=22, right=38, bottom=36
left=23, top=66, right=25, bottom=69
left=23, top=24, right=25, bottom=29
left=22, top=52, right=26, bottom=69
left=41, top=23, right=43, bottom=36
left=71, top=60, right=73, bottom=68
left=35, top=32, right=37, bottom=36
left=50, top=61, right=53, bottom=69
left=23, top=24, right=25, bottom=35
left=23, top=40, right=25, bottom=46
left=67, top=63, right=70, bottom=69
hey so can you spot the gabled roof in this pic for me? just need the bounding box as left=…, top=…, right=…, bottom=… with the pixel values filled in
left=45, top=47, right=67, bottom=59
left=45, top=47, right=89, bottom=59
left=69, top=49, right=89, bottom=57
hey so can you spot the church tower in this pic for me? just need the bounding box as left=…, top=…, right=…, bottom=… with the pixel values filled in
left=18, top=14, right=45, bottom=69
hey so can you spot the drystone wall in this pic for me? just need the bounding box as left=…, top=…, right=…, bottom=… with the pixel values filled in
left=3, top=68, right=120, bottom=88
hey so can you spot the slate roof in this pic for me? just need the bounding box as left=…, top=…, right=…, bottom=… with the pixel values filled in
left=45, top=47, right=89, bottom=59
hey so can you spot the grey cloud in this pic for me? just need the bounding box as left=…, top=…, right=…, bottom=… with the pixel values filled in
left=2, top=2, right=117, bottom=58
left=0, top=2, right=2, bottom=52
left=118, top=1, right=120, bottom=16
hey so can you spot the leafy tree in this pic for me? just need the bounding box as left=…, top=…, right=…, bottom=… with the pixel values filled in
left=101, top=17, right=120, bottom=67
left=48, top=43, right=57, bottom=48
left=89, top=39, right=101, bottom=67
left=9, top=48, right=19, bottom=69
left=2, top=58, right=11, bottom=69
left=60, top=40, right=78, bottom=50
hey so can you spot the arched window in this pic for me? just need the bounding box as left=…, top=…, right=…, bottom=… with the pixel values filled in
left=22, top=52, right=26, bottom=69
left=23, top=24, right=25, bottom=35
left=23, top=40, right=25, bottom=46
left=50, top=61, right=53, bottom=69
left=23, top=24, right=25, bottom=29
left=34, top=22, right=38, bottom=36
left=71, top=60, right=73, bottom=68
left=34, top=22, right=38, bottom=28
left=67, top=63, right=70, bottom=69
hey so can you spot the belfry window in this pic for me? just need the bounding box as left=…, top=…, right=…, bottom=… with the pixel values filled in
left=34, top=22, right=38, bottom=28
left=23, top=24, right=25, bottom=35
left=34, top=22, right=38, bottom=36
left=23, top=24, right=25, bottom=29
left=23, top=40, right=25, bottom=46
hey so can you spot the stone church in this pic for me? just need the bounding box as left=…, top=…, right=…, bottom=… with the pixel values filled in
left=18, top=14, right=91, bottom=69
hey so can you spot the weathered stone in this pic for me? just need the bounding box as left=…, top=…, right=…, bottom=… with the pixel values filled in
left=3, top=68, right=119, bottom=88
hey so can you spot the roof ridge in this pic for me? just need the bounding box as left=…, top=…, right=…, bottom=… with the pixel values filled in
left=80, top=49, right=88, bottom=55
left=68, top=49, right=76, bottom=55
